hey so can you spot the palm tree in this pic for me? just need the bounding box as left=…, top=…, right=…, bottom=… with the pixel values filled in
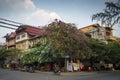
left=92, top=0, right=120, bottom=27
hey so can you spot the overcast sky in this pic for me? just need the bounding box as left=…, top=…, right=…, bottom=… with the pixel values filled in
left=0, top=0, right=119, bottom=43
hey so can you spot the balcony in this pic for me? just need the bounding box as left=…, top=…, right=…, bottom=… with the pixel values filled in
left=106, top=36, right=116, bottom=41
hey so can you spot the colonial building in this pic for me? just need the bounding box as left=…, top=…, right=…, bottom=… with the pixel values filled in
left=80, top=23, right=117, bottom=44
left=80, top=24, right=107, bottom=43
left=105, top=27, right=116, bottom=41
left=4, top=32, right=16, bottom=49
left=5, top=25, right=44, bottom=51
left=15, top=25, right=44, bottom=51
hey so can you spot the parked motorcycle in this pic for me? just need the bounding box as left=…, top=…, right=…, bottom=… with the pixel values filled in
left=53, top=68, right=61, bottom=75
left=53, top=64, right=60, bottom=75
left=24, top=65, right=34, bottom=73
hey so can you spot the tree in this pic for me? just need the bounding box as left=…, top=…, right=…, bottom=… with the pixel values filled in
left=89, top=39, right=120, bottom=64
left=21, top=40, right=53, bottom=65
left=105, top=41, right=120, bottom=63
left=0, top=48, right=21, bottom=67
left=89, top=39, right=106, bottom=62
left=45, top=20, right=90, bottom=59
left=0, top=48, right=7, bottom=67
left=0, top=48, right=8, bottom=60
left=0, top=47, right=22, bottom=68
left=7, top=48, right=22, bottom=60
left=92, top=0, right=120, bottom=27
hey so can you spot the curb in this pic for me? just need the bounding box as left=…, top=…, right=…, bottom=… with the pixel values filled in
left=35, top=71, right=97, bottom=76
left=61, top=72, right=97, bottom=76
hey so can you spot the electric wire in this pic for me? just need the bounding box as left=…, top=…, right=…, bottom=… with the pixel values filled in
left=0, top=21, right=19, bottom=27
left=0, top=18, right=23, bottom=25
left=0, top=24, right=16, bottom=30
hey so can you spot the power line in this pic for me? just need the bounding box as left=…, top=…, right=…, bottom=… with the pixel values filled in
left=0, top=17, right=23, bottom=25
left=0, top=21, right=19, bottom=27
left=0, top=24, right=16, bottom=30
left=0, top=18, right=36, bottom=30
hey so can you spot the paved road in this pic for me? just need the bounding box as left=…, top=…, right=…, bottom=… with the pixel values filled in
left=0, top=69, right=120, bottom=80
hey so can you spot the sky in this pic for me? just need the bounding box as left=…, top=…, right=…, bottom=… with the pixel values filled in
left=0, top=0, right=119, bottom=44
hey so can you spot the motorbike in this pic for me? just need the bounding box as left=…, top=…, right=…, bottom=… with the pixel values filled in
left=53, top=68, right=61, bottom=75
left=25, top=66, right=34, bottom=73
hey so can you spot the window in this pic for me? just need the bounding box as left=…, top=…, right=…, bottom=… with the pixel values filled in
left=22, top=33, right=26, bottom=38
left=16, top=36, right=20, bottom=40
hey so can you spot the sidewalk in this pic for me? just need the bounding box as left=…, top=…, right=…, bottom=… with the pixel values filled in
left=35, top=70, right=120, bottom=76
left=61, top=72, right=96, bottom=76
left=35, top=70, right=97, bottom=76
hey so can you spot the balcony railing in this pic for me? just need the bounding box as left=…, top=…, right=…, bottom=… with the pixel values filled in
left=6, top=41, right=15, bottom=46
left=106, top=36, right=116, bottom=41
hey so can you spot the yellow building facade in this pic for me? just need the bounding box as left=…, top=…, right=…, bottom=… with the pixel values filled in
left=80, top=23, right=117, bottom=43
left=80, top=24, right=106, bottom=42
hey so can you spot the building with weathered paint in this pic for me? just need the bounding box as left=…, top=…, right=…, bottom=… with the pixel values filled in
left=15, top=25, right=44, bottom=51
left=4, top=32, right=16, bottom=49
left=105, top=27, right=116, bottom=41
left=80, top=23, right=117, bottom=44
left=80, top=24, right=107, bottom=43
left=5, top=25, right=44, bottom=51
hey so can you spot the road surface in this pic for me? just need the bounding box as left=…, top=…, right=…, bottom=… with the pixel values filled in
left=0, top=68, right=120, bottom=80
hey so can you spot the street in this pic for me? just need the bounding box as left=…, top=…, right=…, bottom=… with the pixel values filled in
left=0, top=69, right=120, bottom=80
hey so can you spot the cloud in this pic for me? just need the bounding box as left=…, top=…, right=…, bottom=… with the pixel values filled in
left=0, top=0, right=35, bottom=14
left=0, top=0, right=61, bottom=26
left=24, top=0, right=35, bottom=9
left=26, top=9, right=62, bottom=26
left=0, top=0, right=62, bottom=26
